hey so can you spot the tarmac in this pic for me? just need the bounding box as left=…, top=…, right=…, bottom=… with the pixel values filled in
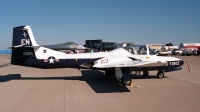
left=0, top=54, right=200, bottom=112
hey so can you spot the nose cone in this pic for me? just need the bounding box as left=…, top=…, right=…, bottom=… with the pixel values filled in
left=179, top=60, right=184, bottom=66
left=169, top=56, right=184, bottom=66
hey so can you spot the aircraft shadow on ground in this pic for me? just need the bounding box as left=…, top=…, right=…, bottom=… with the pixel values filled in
left=131, top=74, right=168, bottom=79
left=0, top=70, right=167, bottom=93
left=0, top=70, right=130, bottom=93
left=0, top=63, right=11, bottom=68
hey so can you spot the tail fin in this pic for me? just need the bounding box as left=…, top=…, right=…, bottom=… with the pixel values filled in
left=11, top=25, right=66, bottom=66
left=11, top=25, right=38, bottom=61
left=12, top=25, right=39, bottom=47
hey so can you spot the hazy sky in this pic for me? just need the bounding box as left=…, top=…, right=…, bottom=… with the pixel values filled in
left=0, top=0, right=200, bottom=48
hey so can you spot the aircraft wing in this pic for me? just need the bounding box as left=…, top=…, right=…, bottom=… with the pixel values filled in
left=92, top=55, right=167, bottom=68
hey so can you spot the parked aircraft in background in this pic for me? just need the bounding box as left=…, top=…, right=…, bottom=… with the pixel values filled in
left=42, top=42, right=89, bottom=51
left=10, top=25, right=184, bottom=86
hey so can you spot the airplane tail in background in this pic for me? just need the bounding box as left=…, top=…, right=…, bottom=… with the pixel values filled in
left=12, top=25, right=39, bottom=47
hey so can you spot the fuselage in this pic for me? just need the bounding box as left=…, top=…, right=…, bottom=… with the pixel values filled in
left=11, top=47, right=184, bottom=71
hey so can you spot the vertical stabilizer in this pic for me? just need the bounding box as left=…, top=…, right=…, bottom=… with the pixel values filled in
left=12, top=25, right=39, bottom=47
left=11, top=25, right=38, bottom=60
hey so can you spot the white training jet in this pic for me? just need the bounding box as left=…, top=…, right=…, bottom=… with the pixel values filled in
left=10, top=25, right=184, bottom=86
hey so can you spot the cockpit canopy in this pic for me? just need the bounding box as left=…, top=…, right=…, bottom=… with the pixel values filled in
left=123, top=45, right=157, bottom=55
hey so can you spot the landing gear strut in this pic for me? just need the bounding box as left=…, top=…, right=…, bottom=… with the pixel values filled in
left=142, top=71, right=149, bottom=76
left=157, top=71, right=164, bottom=79
left=114, top=68, right=132, bottom=86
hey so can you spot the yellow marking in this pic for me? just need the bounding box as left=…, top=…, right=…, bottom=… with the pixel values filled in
left=118, top=83, right=134, bottom=87
left=130, top=83, right=134, bottom=87
left=146, top=56, right=150, bottom=59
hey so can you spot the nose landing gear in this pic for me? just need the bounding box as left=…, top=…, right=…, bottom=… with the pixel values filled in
left=157, top=71, right=164, bottom=79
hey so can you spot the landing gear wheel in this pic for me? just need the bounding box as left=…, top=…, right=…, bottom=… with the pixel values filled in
left=157, top=72, right=164, bottom=79
left=121, top=77, right=132, bottom=86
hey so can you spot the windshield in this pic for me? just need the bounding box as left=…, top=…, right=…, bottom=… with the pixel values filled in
left=148, top=47, right=157, bottom=55
left=65, top=42, right=78, bottom=46
left=123, top=45, right=157, bottom=55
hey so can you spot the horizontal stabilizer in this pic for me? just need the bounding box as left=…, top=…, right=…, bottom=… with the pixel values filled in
left=9, top=45, right=40, bottom=49
left=8, top=45, right=23, bottom=48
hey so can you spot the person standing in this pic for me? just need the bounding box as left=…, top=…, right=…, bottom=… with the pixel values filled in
left=91, top=48, right=94, bottom=53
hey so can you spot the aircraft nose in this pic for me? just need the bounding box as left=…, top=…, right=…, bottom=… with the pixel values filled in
left=179, top=60, right=184, bottom=66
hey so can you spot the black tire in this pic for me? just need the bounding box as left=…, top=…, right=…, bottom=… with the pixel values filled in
left=121, top=77, right=132, bottom=86
left=157, top=72, right=164, bottom=79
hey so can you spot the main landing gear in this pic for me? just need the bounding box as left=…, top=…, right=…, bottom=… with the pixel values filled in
left=115, top=68, right=132, bottom=86
left=121, top=71, right=132, bottom=86
left=106, top=68, right=132, bottom=86
left=105, top=68, right=165, bottom=86
left=121, top=76, right=132, bottom=86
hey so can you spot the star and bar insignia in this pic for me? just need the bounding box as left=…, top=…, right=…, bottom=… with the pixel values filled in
left=44, top=56, right=59, bottom=64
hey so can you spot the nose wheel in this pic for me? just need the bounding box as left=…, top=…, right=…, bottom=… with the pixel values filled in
left=157, top=71, right=164, bottom=79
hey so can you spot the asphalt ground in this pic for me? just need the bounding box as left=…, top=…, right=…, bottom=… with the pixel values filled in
left=0, top=55, right=200, bottom=112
